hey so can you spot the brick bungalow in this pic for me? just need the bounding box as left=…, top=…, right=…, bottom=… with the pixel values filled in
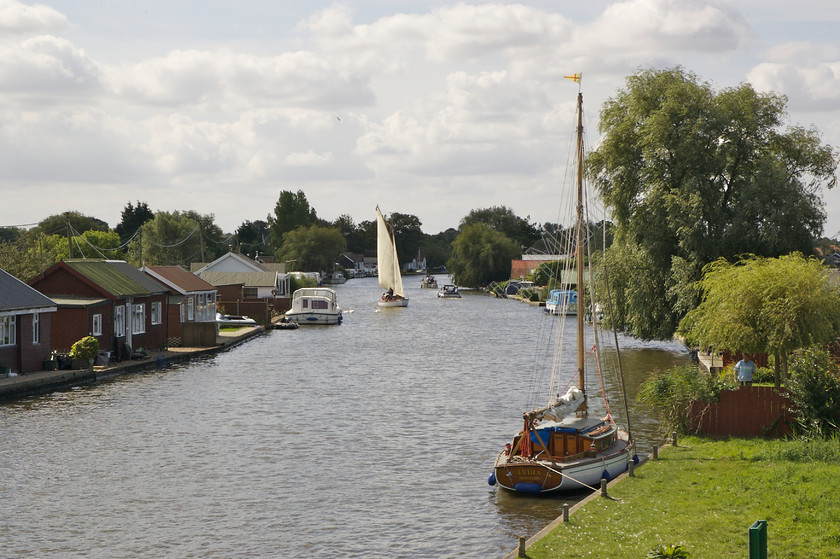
left=29, top=260, right=169, bottom=359
left=141, top=265, right=218, bottom=347
left=0, top=267, right=57, bottom=375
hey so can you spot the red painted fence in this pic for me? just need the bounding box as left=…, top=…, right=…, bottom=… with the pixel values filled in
left=688, top=386, right=793, bottom=438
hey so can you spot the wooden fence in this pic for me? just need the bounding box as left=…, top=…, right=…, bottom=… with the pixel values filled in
left=688, top=386, right=793, bottom=438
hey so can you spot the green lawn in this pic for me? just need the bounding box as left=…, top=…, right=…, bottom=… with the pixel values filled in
left=525, top=437, right=840, bottom=558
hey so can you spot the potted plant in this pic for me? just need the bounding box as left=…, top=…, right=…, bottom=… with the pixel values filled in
left=69, top=336, right=100, bottom=369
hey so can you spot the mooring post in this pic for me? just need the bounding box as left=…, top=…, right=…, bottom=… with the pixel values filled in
left=600, top=479, right=608, bottom=497
left=653, top=445, right=659, bottom=459
left=672, top=431, right=678, bottom=447
left=629, top=461, right=635, bottom=477
left=562, top=503, right=570, bottom=522
left=518, top=536, right=527, bottom=557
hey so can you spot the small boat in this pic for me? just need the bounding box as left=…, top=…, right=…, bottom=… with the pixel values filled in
left=491, top=81, right=634, bottom=494
left=376, top=206, right=408, bottom=308
left=420, top=274, right=438, bottom=289
left=323, top=271, right=346, bottom=285
left=545, top=289, right=577, bottom=315
left=216, top=313, right=257, bottom=327
left=284, top=288, right=343, bottom=325
left=437, top=284, right=461, bottom=298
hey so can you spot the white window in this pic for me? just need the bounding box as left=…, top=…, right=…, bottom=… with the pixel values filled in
left=180, top=301, right=185, bottom=323
left=197, top=294, right=206, bottom=321
left=132, top=304, right=146, bottom=334
left=151, top=302, right=162, bottom=325
left=0, top=316, right=16, bottom=346
left=187, top=297, right=194, bottom=321
left=33, top=313, right=40, bottom=344
left=114, top=305, right=125, bottom=337
left=92, top=313, right=102, bottom=336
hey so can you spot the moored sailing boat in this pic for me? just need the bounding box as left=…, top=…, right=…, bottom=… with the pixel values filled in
left=490, top=82, right=634, bottom=494
left=376, top=206, right=409, bottom=307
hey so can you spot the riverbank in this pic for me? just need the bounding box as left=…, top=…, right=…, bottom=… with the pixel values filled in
left=0, top=326, right=265, bottom=402
left=513, top=436, right=840, bottom=558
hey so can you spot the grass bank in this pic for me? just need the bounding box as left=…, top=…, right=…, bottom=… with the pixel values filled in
left=525, top=437, right=840, bottom=558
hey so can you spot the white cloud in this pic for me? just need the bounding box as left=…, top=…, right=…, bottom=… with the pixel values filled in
left=748, top=61, right=840, bottom=112
left=0, top=0, right=66, bottom=36
left=0, top=36, right=100, bottom=101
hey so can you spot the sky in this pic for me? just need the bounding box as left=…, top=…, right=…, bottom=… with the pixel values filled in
left=1, top=0, right=839, bottom=238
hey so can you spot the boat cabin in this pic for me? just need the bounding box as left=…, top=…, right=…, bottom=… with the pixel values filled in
left=510, top=416, right=618, bottom=461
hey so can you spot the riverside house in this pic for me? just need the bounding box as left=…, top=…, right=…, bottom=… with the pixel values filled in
left=0, top=267, right=57, bottom=375
left=29, top=260, right=169, bottom=359
left=141, top=265, right=218, bottom=347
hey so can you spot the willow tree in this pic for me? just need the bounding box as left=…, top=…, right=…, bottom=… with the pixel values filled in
left=678, top=254, right=840, bottom=386
left=447, top=223, right=519, bottom=288
left=588, top=67, right=838, bottom=340
left=279, top=224, right=346, bottom=273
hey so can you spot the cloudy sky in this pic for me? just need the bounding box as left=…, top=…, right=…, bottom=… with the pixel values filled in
left=1, top=0, right=838, bottom=238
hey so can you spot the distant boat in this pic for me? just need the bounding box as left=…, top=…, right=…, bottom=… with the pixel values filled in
left=437, top=284, right=461, bottom=298
left=376, top=206, right=408, bottom=308
left=216, top=313, right=257, bottom=327
left=490, top=86, right=634, bottom=494
left=323, top=271, right=346, bottom=285
left=420, top=274, right=438, bottom=289
left=284, top=288, right=343, bottom=325
left=545, top=289, right=577, bottom=315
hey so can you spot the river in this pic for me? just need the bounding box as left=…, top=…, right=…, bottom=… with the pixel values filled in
left=0, top=275, right=688, bottom=558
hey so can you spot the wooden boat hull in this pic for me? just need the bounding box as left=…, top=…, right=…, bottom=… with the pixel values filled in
left=493, top=436, right=633, bottom=493
left=377, top=298, right=408, bottom=307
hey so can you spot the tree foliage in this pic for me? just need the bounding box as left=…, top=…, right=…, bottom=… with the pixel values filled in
left=680, top=254, right=840, bottom=357
left=115, top=201, right=154, bottom=244
left=460, top=205, right=540, bottom=249
left=0, top=233, right=66, bottom=281
left=588, top=67, right=839, bottom=340
left=127, top=210, right=226, bottom=266
left=236, top=220, right=270, bottom=257
left=279, top=225, right=347, bottom=272
left=34, top=211, right=110, bottom=238
left=447, top=223, right=519, bottom=288
left=786, top=347, right=840, bottom=438
left=268, top=190, right=318, bottom=249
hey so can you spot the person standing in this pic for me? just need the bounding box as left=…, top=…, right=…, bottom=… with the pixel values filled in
left=734, top=356, right=756, bottom=386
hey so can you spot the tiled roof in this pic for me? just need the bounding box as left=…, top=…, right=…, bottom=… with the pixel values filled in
left=199, top=271, right=278, bottom=287
left=0, top=267, right=56, bottom=312
left=144, top=266, right=216, bottom=293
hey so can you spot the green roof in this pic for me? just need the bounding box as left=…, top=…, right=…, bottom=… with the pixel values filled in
left=63, top=260, right=166, bottom=298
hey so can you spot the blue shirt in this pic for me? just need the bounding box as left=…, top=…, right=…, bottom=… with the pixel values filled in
left=735, top=359, right=755, bottom=382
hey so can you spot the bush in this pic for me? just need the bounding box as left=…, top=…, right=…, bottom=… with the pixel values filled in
left=787, top=347, right=840, bottom=438
left=69, top=336, right=99, bottom=361
left=637, top=364, right=730, bottom=435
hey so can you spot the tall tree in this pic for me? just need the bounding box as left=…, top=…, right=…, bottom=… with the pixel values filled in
left=127, top=210, right=225, bottom=266
left=447, top=223, right=519, bottom=288
left=115, top=201, right=154, bottom=244
left=34, top=211, right=109, bottom=238
left=278, top=225, right=347, bottom=273
left=460, top=206, right=540, bottom=250
left=588, top=67, right=839, bottom=340
left=679, top=254, right=840, bottom=385
left=236, top=220, right=270, bottom=257
left=267, top=190, right=318, bottom=250
left=388, top=212, right=424, bottom=266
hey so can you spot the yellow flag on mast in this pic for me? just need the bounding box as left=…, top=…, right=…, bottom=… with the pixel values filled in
left=564, top=73, right=581, bottom=83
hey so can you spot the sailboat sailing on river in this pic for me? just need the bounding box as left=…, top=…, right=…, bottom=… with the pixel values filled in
left=376, top=206, right=409, bottom=307
left=490, top=79, right=635, bottom=493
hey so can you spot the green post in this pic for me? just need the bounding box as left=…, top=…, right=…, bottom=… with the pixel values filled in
left=749, top=520, right=767, bottom=559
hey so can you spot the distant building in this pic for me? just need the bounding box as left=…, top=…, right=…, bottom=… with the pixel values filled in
left=0, top=268, right=57, bottom=374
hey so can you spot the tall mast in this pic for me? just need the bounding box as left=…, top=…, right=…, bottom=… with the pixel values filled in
left=575, top=92, right=586, bottom=413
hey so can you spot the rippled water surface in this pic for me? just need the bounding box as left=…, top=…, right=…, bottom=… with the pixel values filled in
left=1, top=276, right=688, bottom=558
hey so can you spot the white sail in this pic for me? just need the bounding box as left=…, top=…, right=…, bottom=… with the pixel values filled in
left=376, top=207, right=405, bottom=297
